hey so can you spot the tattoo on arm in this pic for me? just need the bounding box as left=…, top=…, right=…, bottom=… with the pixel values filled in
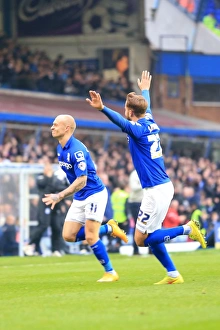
left=73, top=180, right=86, bottom=192
left=58, top=177, right=86, bottom=200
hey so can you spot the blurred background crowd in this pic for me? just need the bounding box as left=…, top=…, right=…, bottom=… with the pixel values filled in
left=1, top=124, right=220, bottom=256
left=0, top=36, right=133, bottom=101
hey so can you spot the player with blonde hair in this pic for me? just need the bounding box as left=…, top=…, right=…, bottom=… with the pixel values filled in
left=86, top=71, right=206, bottom=284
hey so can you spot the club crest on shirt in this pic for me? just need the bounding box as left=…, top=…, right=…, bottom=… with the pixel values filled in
left=78, top=161, right=86, bottom=171
left=74, top=151, right=85, bottom=162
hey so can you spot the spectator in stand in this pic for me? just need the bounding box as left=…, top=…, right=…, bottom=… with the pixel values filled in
left=128, top=169, right=143, bottom=255
left=24, top=159, right=70, bottom=257
left=178, top=186, right=198, bottom=219
left=203, top=12, right=217, bottom=32
left=163, top=199, right=187, bottom=243
left=98, top=172, right=114, bottom=223
left=190, top=202, right=208, bottom=238
left=178, top=0, right=195, bottom=13
left=213, top=183, right=220, bottom=212
left=204, top=211, right=220, bottom=247
left=0, top=214, right=19, bottom=256
left=64, top=77, right=77, bottom=95
left=110, top=182, right=130, bottom=250
left=163, top=199, right=186, bottom=229
left=1, top=173, right=19, bottom=218
left=115, top=52, right=129, bottom=79
left=203, top=176, right=216, bottom=198
left=203, top=196, right=215, bottom=215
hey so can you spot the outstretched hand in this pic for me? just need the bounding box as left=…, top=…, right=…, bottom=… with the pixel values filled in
left=137, top=71, right=152, bottom=91
left=86, top=90, right=104, bottom=111
left=42, top=193, right=61, bottom=210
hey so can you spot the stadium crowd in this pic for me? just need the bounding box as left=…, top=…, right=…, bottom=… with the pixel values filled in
left=171, top=0, right=220, bottom=37
left=0, top=36, right=133, bottom=101
left=0, top=127, right=220, bottom=256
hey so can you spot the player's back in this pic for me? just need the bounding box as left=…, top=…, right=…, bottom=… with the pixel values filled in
left=127, top=117, right=170, bottom=189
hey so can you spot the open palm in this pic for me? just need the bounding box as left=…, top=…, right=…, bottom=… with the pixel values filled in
left=137, top=71, right=152, bottom=91
left=86, top=91, right=104, bottom=110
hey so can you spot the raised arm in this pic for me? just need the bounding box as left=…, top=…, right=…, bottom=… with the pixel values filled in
left=137, top=70, right=152, bottom=114
left=86, top=91, right=141, bottom=136
left=86, top=90, right=128, bottom=130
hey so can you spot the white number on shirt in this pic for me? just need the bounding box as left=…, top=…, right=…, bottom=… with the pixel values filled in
left=148, top=134, right=162, bottom=159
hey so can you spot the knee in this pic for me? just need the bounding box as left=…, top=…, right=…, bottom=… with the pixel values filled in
left=62, top=231, right=77, bottom=242
left=85, top=233, right=98, bottom=246
left=135, top=236, right=145, bottom=247
left=85, top=235, right=94, bottom=246
left=134, top=231, right=147, bottom=247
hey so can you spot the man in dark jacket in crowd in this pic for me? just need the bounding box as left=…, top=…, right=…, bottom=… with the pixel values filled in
left=1, top=214, right=18, bottom=256
left=24, top=162, right=70, bottom=256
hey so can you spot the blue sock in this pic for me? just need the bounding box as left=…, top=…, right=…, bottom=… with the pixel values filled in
left=144, top=227, right=184, bottom=246
left=76, top=224, right=109, bottom=242
left=150, top=242, right=176, bottom=272
left=90, top=239, right=113, bottom=272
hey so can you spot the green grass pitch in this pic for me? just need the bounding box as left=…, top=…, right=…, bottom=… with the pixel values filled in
left=0, top=249, right=219, bottom=330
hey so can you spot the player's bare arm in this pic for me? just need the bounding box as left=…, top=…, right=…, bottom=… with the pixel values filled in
left=137, top=70, right=152, bottom=91
left=42, top=175, right=87, bottom=209
left=86, top=90, right=104, bottom=110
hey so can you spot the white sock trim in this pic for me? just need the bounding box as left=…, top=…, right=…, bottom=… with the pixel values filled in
left=107, top=224, right=112, bottom=233
left=167, top=270, right=180, bottom=278
left=183, top=225, right=191, bottom=235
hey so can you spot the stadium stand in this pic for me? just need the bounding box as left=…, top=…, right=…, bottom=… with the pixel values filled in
left=202, top=0, right=220, bottom=36
left=0, top=37, right=132, bottom=100
left=169, top=0, right=201, bottom=17
left=169, top=0, right=220, bottom=36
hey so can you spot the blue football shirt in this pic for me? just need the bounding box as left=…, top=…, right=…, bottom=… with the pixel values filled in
left=101, top=90, right=170, bottom=188
left=57, top=136, right=104, bottom=200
